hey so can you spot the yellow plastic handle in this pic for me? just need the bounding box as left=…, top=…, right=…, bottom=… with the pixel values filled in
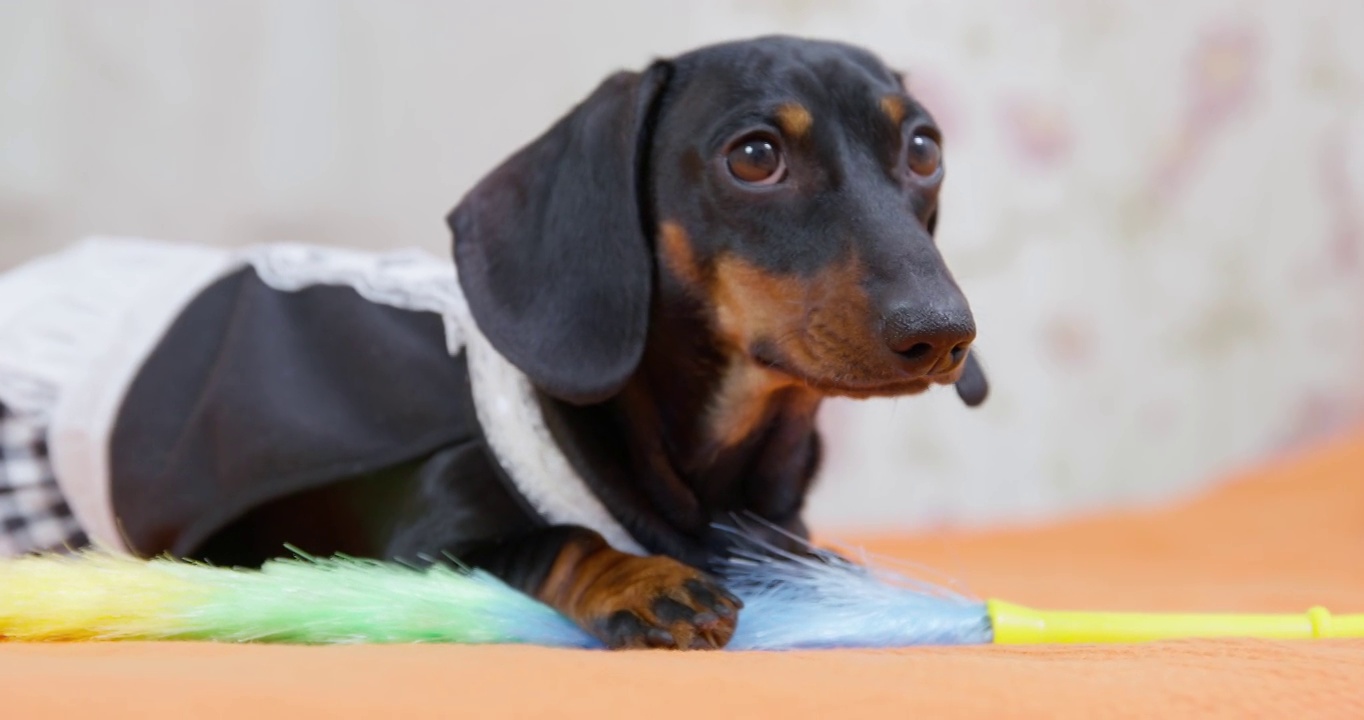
left=987, top=599, right=1364, bottom=644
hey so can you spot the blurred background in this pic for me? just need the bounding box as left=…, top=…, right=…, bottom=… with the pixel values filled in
left=2, top=0, right=1361, bottom=532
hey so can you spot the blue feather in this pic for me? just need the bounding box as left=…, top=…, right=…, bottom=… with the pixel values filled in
left=715, top=525, right=993, bottom=650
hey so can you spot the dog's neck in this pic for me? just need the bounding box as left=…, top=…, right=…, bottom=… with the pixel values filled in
left=533, top=278, right=826, bottom=565
left=614, top=287, right=825, bottom=536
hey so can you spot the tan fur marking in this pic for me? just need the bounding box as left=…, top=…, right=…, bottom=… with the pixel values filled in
left=705, top=252, right=889, bottom=443
left=658, top=220, right=703, bottom=287
left=710, top=256, right=806, bottom=350
left=710, top=252, right=875, bottom=361
left=775, top=103, right=813, bottom=139
left=536, top=532, right=605, bottom=610
left=880, top=95, right=907, bottom=126
left=705, top=358, right=799, bottom=448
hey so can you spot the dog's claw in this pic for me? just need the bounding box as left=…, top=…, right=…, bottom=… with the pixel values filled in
left=692, top=611, right=719, bottom=629
left=645, top=628, right=676, bottom=648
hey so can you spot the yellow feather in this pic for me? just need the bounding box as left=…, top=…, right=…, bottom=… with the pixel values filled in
left=0, top=550, right=205, bottom=640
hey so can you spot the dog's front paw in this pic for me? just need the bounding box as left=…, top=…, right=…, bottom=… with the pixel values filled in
left=579, top=555, right=743, bottom=650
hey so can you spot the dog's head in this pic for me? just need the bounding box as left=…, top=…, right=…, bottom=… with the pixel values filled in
left=449, top=36, right=988, bottom=408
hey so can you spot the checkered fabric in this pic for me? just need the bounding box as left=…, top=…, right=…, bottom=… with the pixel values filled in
left=0, top=402, right=87, bottom=556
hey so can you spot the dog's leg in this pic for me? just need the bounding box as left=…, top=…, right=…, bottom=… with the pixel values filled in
left=453, top=526, right=742, bottom=650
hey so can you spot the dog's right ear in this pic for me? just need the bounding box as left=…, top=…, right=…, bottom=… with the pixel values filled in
left=449, top=63, right=671, bottom=405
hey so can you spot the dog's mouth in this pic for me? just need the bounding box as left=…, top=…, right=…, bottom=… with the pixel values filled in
left=750, top=347, right=963, bottom=400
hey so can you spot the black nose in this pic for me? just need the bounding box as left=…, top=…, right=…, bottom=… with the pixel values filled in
left=884, top=310, right=976, bottom=375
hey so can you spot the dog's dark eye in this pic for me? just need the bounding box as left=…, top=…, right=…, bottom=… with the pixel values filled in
left=726, top=136, right=786, bottom=185
left=907, top=134, right=942, bottom=177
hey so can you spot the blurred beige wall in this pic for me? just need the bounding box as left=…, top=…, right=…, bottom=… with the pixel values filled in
left=2, top=0, right=1362, bottom=530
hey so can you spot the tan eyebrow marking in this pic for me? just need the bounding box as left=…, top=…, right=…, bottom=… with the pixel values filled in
left=880, top=95, right=907, bottom=126
left=775, top=103, right=813, bottom=139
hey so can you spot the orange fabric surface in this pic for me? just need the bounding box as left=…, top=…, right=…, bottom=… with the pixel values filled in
left=6, top=428, right=1364, bottom=718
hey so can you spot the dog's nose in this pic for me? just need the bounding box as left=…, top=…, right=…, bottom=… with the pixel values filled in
left=884, top=309, right=976, bottom=375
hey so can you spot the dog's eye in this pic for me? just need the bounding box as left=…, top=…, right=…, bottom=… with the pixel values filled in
left=907, top=134, right=942, bottom=177
left=726, top=135, right=786, bottom=185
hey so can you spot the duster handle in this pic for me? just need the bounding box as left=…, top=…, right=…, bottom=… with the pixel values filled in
left=987, top=600, right=1364, bottom=644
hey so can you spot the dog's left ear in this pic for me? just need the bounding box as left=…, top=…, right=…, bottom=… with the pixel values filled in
left=448, top=63, right=671, bottom=405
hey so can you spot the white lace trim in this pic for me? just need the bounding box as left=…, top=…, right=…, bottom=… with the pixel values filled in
left=0, top=239, right=231, bottom=419
left=241, top=243, right=646, bottom=555
left=240, top=244, right=467, bottom=355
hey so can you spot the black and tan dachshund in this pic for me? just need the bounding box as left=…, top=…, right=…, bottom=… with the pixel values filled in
left=4, top=36, right=986, bottom=650
left=435, top=35, right=986, bottom=648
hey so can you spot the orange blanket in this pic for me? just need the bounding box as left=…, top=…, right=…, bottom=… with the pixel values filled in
left=6, top=429, right=1364, bottom=718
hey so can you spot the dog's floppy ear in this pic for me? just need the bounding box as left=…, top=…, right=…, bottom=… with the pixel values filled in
left=448, top=64, right=671, bottom=405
